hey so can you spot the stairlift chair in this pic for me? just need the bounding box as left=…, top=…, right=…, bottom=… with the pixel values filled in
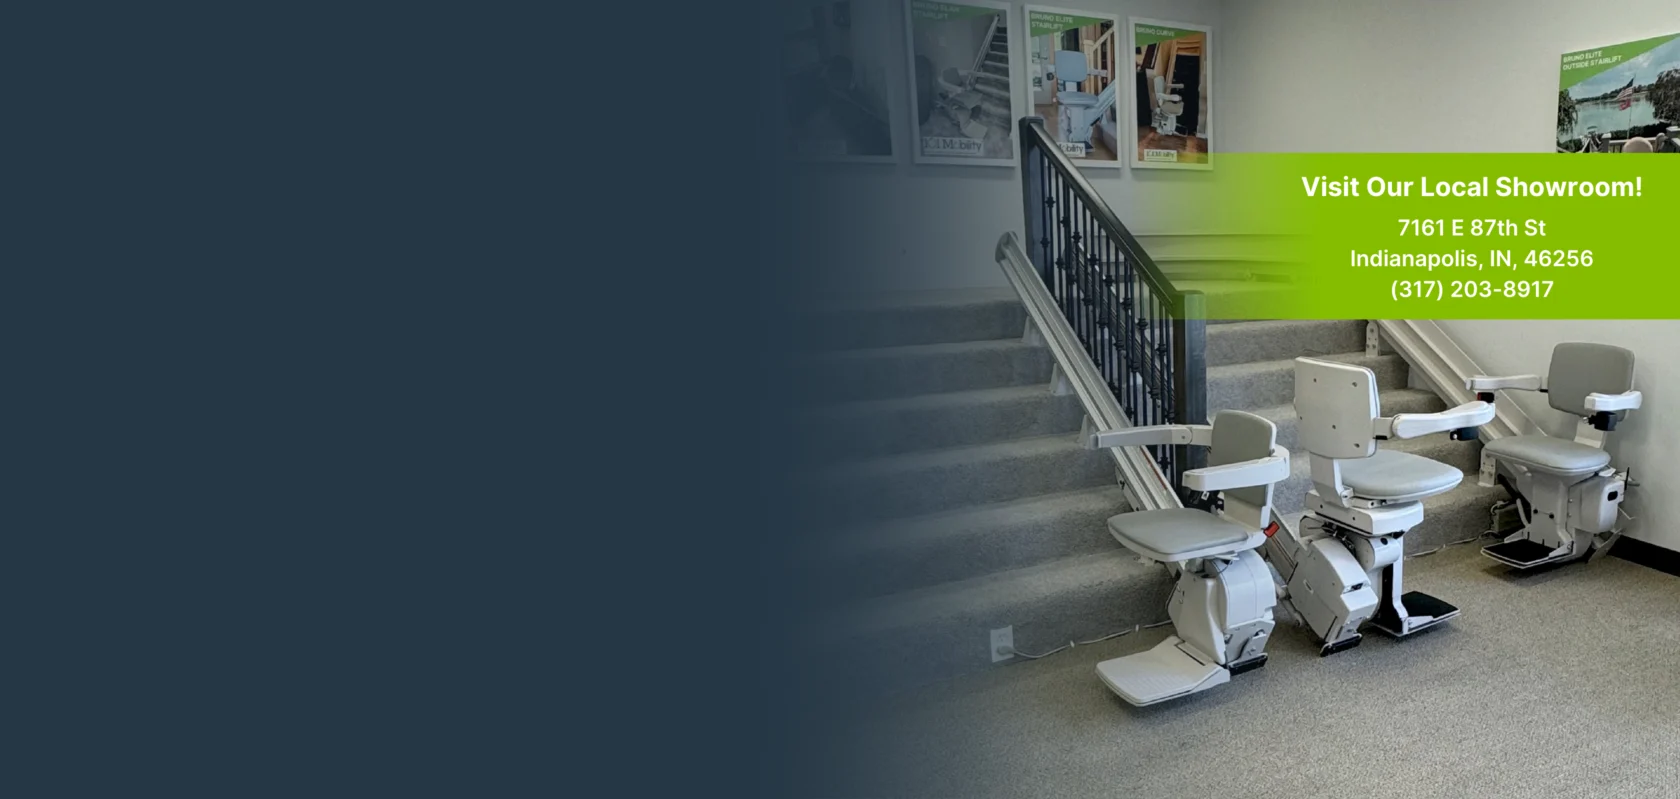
left=1084, top=410, right=1290, bottom=706
left=1152, top=75, right=1183, bottom=135
left=1270, top=357, right=1495, bottom=655
left=1051, top=50, right=1105, bottom=147
left=1467, top=343, right=1640, bottom=570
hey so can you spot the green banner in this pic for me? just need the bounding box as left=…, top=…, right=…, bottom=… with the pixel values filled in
left=1560, top=34, right=1680, bottom=90
left=1029, top=10, right=1105, bottom=38
left=911, top=1, right=997, bottom=22
left=1134, top=23, right=1198, bottom=47
left=1139, top=154, right=1680, bottom=319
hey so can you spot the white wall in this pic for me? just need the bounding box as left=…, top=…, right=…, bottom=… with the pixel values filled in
left=793, top=0, right=1223, bottom=294
left=1219, top=0, right=1680, bottom=549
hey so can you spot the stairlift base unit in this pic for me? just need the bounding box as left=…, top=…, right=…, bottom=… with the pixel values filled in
left=1095, top=548, right=1275, bottom=706
left=1480, top=469, right=1626, bottom=569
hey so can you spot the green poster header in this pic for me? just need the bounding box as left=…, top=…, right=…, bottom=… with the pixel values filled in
left=911, top=1, right=998, bottom=23
left=1559, top=33, right=1680, bottom=90
left=1134, top=23, right=1199, bottom=47
left=1029, top=10, right=1106, bottom=38
left=1136, top=154, right=1680, bottom=319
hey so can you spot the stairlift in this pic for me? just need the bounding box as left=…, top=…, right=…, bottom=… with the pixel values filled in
left=1264, top=357, right=1495, bottom=656
left=1151, top=75, right=1183, bottom=135
left=1084, top=410, right=1290, bottom=706
left=1049, top=51, right=1114, bottom=151
left=1467, top=343, right=1640, bottom=570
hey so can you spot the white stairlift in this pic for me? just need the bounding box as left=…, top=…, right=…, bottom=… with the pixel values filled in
left=1085, top=410, right=1290, bottom=706
left=1265, top=357, right=1495, bottom=655
left=1467, top=343, right=1640, bottom=570
left=1050, top=50, right=1114, bottom=151
left=1151, top=74, right=1183, bottom=135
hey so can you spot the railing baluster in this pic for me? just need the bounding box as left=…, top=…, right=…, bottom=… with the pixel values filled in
left=1015, top=116, right=1203, bottom=498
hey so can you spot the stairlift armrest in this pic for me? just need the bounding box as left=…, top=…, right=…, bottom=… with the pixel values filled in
left=1464, top=374, right=1544, bottom=392
left=1377, top=401, right=1496, bottom=439
left=1181, top=447, right=1290, bottom=492
left=1086, top=424, right=1212, bottom=450
left=1585, top=390, right=1642, bottom=412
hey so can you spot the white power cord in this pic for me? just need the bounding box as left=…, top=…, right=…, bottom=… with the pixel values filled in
left=1407, top=502, right=1508, bottom=559
left=1000, top=619, right=1173, bottom=660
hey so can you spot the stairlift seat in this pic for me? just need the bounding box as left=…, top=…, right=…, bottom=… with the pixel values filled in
left=1108, top=508, right=1256, bottom=562
left=1482, top=434, right=1612, bottom=477
left=1052, top=51, right=1098, bottom=108
left=1337, top=449, right=1464, bottom=502
left=1058, top=90, right=1098, bottom=107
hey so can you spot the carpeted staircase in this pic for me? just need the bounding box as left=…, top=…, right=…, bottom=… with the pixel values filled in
left=796, top=281, right=1501, bottom=694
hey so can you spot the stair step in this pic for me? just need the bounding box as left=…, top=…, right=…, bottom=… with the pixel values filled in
left=803, top=435, right=1115, bottom=527
left=1209, top=351, right=1406, bottom=411
left=974, top=83, right=1009, bottom=101
left=1206, top=320, right=1368, bottom=367
left=798, top=385, right=1085, bottom=461
left=812, top=487, right=1130, bottom=599
left=796, top=339, right=1052, bottom=403
left=1241, top=388, right=1445, bottom=450
left=974, top=71, right=1009, bottom=85
left=822, top=550, right=1171, bottom=692
left=799, top=288, right=1025, bottom=351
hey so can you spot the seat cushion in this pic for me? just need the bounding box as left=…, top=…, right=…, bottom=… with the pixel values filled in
left=1058, top=91, right=1098, bottom=107
left=1484, top=434, right=1611, bottom=477
left=1339, top=449, right=1463, bottom=501
left=1108, top=508, right=1253, bottom=560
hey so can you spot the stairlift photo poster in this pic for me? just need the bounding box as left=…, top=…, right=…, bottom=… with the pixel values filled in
left=1023, top=6, right=1121, bottom=167
left=1128, top=18, right=1211, bottom=170
left=1556, top=33, right=1680, bottom=153
left=904, top=0, right=1018, bottom=166
left=782, top=1, right=896, bottom=162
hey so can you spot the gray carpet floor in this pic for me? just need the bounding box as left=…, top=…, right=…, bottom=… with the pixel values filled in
left=825, top=546, right=1680, bottom=798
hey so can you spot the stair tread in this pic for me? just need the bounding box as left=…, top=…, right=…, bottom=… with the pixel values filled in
left=801, top=383, right=1059, bottom=418
left=845, top=550, right=1156, bottom=633
left=813, top=287, right=1019, bottom=313
left=813, top=337, right=1041, bottom=361
left=820, top=432, right=1089, bottom=476
left=826, top=486, right=1127, bottom=556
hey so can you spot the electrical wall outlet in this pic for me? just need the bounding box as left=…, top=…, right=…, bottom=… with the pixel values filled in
left=990, top=626, right=1015, bottom=663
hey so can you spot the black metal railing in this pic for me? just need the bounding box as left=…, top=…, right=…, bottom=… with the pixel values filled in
left=1017, top=117, right=1207, bottom=490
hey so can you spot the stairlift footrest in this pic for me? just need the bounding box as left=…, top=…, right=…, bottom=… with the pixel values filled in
left=1483, top=538, right=1573, bottom=569
left=1095, top=637, right=1228, bottom=706
left=1370, top=590, right=1459, bottom=638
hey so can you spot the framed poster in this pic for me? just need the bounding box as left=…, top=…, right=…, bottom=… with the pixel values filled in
left=781, top=1, right=897, bottom=162
left=1128, top=18, right=1211, bottom=169
left=904, top=0, right=1018, bottom=166
left=1024, top=6, right=1122, bottom=167
left=1557, top=34, right=1680, bottom=153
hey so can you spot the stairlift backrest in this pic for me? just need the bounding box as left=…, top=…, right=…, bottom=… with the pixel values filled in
left=1054, top=50, right=1088, bottom=88
left=1294, top=358, right=1381, bottom=460
left=1208, top=410, right=1279, bottom=530
left=1547, top=342, right=1635, bottom=418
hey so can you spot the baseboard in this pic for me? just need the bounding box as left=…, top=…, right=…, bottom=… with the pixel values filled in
left=1611, top=537, right=1680, bottom=578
